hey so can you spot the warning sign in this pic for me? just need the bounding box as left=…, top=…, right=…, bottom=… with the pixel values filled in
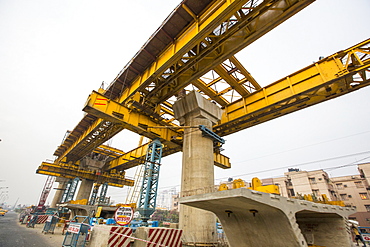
left=114, top=206, right=134, bottom=226
left=67, top=223, right=81, bottom=234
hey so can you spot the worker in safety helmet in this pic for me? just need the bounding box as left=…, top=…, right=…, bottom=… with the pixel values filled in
left=352, top=224, right=367, bottom=247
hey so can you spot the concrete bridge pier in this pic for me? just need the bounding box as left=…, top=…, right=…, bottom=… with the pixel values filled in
left=50, top=177, right=68, bottom=208
left=75, top=179, right=94, bottom=201
left=173, top=91, right=221, bottom=245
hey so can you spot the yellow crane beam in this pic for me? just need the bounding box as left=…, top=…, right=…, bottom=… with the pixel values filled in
left=54, top=116, right=124, bottom=163
left=83, top=91, right=182, bottom=148
left=106, top=142, right=230, bottom=171
left=115, top=0, right=314, bottom=107
left=82, top=94, right=231, bottom=170
left=214, top=38, right=370, bottom=136
left=52, top=0, right=313, bottom=162
left=36, top=162, right=134, bottom=187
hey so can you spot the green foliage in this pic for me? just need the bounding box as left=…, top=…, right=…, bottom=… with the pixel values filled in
left=151, top=209, right=179, bottom=226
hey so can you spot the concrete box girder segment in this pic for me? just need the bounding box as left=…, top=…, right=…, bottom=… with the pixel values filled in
left=180, top=188, right=356, bottom=247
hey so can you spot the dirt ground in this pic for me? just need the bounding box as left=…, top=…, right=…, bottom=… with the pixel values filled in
left=22, top=221, right=66, bottom=246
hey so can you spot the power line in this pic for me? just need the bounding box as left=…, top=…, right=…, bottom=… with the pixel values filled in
left=232, top=130, right=370, bottom=164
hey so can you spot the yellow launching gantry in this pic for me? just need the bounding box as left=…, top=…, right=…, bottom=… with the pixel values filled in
left=37, top=0, right=370, bottom=197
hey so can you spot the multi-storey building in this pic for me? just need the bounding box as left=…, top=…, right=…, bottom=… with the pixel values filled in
left=222, top=163, right=370, bottom=226
left=267, top=163, right=370, bottom=226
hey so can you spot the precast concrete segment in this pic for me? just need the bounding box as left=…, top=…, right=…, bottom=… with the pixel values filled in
left=173, top=91, right=221, bottom=244
left=180, top=188, right=356, bottom=247
left=75, top=179, right=94, bottom=201
left=50, top=177, right=68, bottom=208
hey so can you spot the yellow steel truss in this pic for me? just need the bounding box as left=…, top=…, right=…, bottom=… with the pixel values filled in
left=37, top=162, right=134, bottom=187
left=36, top=0, right=370, bottom=191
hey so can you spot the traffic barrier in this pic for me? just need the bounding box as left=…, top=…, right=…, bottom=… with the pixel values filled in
left=109, top=227, right=133, bottom=247
left=89, top=225, right=133, bottom=247
left=135, top=227, right=182, bottom=247
left=37, top=215, right=49, bottom=224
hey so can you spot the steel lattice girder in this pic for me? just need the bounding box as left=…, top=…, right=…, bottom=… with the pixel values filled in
left=36, top=162, right=134, bottom=187
left=214, top=38, right=370, bottom=136
left=52, top=0, right=314, bottom=163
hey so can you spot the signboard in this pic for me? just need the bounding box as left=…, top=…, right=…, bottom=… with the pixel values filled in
left=95, top=206, right=103, bottom=218
left=114, top=206, right=134, bottom=226
left=67, top=223, right=81, bottom=234
left=362, top=233, right=370, bottom=242
left=46, top=216, right=53, bottom=223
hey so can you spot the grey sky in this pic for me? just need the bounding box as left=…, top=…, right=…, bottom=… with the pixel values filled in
left=0, top=0, right=369, bottom=206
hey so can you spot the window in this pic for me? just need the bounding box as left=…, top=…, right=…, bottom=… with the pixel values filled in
left=309, top=177, right=316, bottom=184
left=340, top=194, right=348, bottom=201
left=365, top=205, right=370, bottom=212
left=312, top=190, right=320, bottom=197
left=360, top=193, right=369, bottom=200
left=336, top=183, right=343, bottom=190
left=348, top=195, right=352, bottom=198
left=289, top=189, right=295, bottom=197
left=344, top=184, right=348, bottom=188
left=355, top=181, right=364, bottom=188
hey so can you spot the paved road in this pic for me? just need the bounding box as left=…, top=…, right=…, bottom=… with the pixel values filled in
left=0, top=211, right=52, bottom=247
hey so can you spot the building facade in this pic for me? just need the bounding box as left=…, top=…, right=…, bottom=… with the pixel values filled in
left=268, top=163, right=370, bottom=226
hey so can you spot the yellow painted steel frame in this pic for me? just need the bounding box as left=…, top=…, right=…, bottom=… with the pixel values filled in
left=106, top=143, right=230, bottom=170
left=214, top=39, right=370, bottom=136
left=83, top=91, right=182, bottom=148
left=51, top=0, right=315, bottom=164
left=36, top=162, right=134, bottom=187
left=116, top=0, right=315, bottom=106
left=83, top=93, right=231, bottom=170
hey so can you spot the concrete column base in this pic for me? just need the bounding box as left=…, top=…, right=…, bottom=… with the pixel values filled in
left=75, top=179, right=94, bottom=201
left=50, top=177, right=68, bottom=208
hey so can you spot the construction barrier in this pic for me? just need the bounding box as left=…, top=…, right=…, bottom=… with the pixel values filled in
left=89, top=225, right=132, bottom=247
left=37, top=215, right=49, bottom=224
left=135, top=227, right=182, bottom=247
left=109, top=227, right=133, bottom=247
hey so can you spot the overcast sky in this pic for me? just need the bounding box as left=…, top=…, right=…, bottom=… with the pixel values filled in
left=0, top=0, right=369, bottom=206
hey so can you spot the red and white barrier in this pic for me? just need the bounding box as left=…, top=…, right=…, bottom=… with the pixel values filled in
left=135, top=227, right=182, bottom=247
left=36, top=215, right=49, bottom=224
left=109, top=227, right=133, bottom=247
left=89, top=225, right=133, bottom=247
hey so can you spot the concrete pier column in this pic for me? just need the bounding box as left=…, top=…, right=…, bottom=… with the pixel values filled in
left=75, top=179, right=94, bottom=201
left=173, top=91, right=221, bottom=244
left=50, top=177, right=68, bottom=208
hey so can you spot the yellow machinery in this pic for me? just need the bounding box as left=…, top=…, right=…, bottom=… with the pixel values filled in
left=219, top=177, right=280, bottom=195
left=36, top=0, right=370, bottom=202
left=247, top=178, right=280, bottom=195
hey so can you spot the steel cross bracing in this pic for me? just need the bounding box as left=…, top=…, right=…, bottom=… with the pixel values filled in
left=60, top=178, right=79, bottom=203
left=36, top=0, right=370, bottom=189
left=137, top=139, right=163, bottom=225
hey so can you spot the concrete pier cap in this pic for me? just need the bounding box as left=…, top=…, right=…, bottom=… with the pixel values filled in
left=173, top=91, right=222, bottom=245
left=180, top=188, right=356, bottom=247
left=173, top=90, right=221, bottom=126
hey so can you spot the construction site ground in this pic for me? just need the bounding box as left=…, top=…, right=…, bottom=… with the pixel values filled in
left=24, top=221, right=65, bottom=246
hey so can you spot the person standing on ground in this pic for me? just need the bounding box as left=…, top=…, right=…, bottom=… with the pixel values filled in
left=352, top=224, right=367, bottom=247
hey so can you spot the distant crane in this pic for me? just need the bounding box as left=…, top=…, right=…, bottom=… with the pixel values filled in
left=36, top=176, right=55, bottom=211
